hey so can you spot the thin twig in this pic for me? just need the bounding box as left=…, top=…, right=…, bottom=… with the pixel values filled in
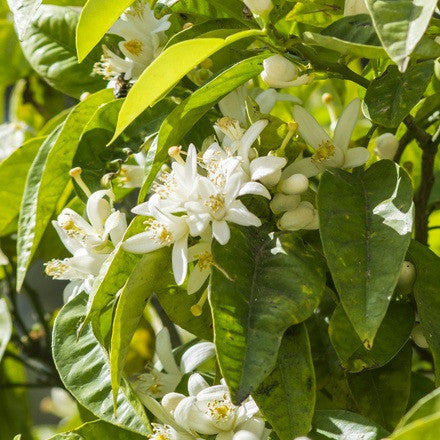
left=150, top=295, right=181, bottom=348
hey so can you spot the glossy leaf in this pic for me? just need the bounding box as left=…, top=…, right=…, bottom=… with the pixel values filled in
left=20, top=5, right=107, bottom=97
left=365, top=0, right=437, bottom=71
left=110, top=29, right=264, bottom=142
left=211, top=226, right=326, bottom=403
left=253, top=324, right=315, bottom=440
left=53, top=292, right=151, bottom=435
left=0, top=299, right=11, bottom=362
left=407, top=241, right=440, bottom=385
left=398, top=388, right=440, bottom=428
left=76, top=0, right=134, bottom=62
left=346, top=343, right=412, bottom=431
left=364, top=62, right=433, bottom=128
left=138, top=53, right=267, bottom=201
left=16, top=89, right=113, bottom=290
left=389, top=415, right=440, bottom=440
left=310, top=410, right=389, bottom=440
left=6, top=0, right=41, bottom=39
left=329, top=302, right=414, bottom=372
left=0, top=136, right=43, bottom=236
left=318, top=160, right=413, bottom=346
left=110, top=248, right=170, bottom=404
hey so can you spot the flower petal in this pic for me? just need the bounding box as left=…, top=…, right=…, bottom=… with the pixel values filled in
left=282, top=157, right=323, bottom=179
left=333, top=98, right=360, bottom=151
left=225, top=202, right=262, bottom=227
left=238, top=181, right=271, bottom=199
left=187, top=265, right=210, bottom=295
left=343, top=147, right=370, bottom=169
left=155, top=328, right=181, bottom=376
left=172, top=236, right=188, bottom=285
left=249, top=156, right=287, bottom=181
left=86, top=190, right=111, bottom=234
left=238, top=120, right=268, bottom=158
left=212, top=220, right=230, bottom=245
left=123, top=232, right=164, bottom=253
left=187, top=372, right=210, bottom=395
left=180, top=342, right=216, bottom=374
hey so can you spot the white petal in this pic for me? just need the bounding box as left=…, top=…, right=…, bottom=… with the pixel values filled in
left=123, top=232, right=164, bottom=253
left=137, top=393, right=179, bottom=428
left=282, top=157, right=323, bottom=179
left=218, top=431, right=235, bottom=440
left=292, top=105, right=332, bottom=150
left=238, top=181, right=271, bottom=199
left=156, top=328, right=181, bottom=376
left=278, top=173, right=309, bottom=195
left=52, top=220, right=80, bottom=254
left=86, top=190, right=111, bottom=234
left=172, top=236, right=188, bottom=285
left=225, top=201, right=262, bottom=227
left=105, top=211, right=127, bottom=244
left=270, top=193, right=300, bottom=214
left=188, top=373, right=210, bottom=395
left=180, top=342, right=216, bottom=374
left=333, top=98, right=360, bottom=151
left=187, top=266, right=210, bottom=295
left=343, top=147, right=370, bottom=169
left=132, top=200, right=153, bottom=216
left=162, top=392, right=186, bottom=413
left=249, top=156, right=287, bottom=181
left=212, top=220, right=230, bottom=245
left=239, top=120, right=268, bottom=158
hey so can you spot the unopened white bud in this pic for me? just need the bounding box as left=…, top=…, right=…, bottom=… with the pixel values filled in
left=344, top=0, right=369, bottom=16
left=161, top=392, right=185, bottom=413
left=278, top=202, right=315, bottom=231
left=397, top=260, right=416, bottom=294
left=270, top=193, right=301, bottom=214
left=375, top=133, right=399, bottom=160
left=279, top=173, right=309, bottom=195
left=261, top=55, right=297, bottom=87
left=412, top=323, right=429, bottom=349
left=243, top=0, right=273, bottom=16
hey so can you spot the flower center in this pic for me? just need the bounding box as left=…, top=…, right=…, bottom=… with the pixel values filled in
left=207, top=396, right=235, bottom=422
left=205, top=194, right=225, bottom=214
left=45, top=259, right=69, bottom=279
left=148, top=424, right=172, bottom=440
left=146, top=220, right=173, bottom=245
left=216, top=117, right=245, bottom=141
left=123, top=40, right=144, bottom=56
left=312, top=140, right=335, bottom=163
left=195, top=251, right=214, bottom=270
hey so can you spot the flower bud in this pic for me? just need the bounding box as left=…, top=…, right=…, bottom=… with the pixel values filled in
left=412, top=323, right=429, bottom=349
left=243, top=0, right=273, bottom=17
left=344, top=0, right=369, bottom=16
left=161, top=392, right=185, bottom=413
left=270, top=193, right=301, bottom=214
left=278, top=202, right=315, bottom=231
left=397, top=260, right=416, bottom=294
left=375, top=133, right=399, bottom=160
left=261, top=55, right=297, bottom=87
left=279, top=173, right=309, bottom=195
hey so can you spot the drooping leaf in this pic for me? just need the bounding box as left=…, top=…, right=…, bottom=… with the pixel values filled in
left=253, top=324, right=315, bottom=440
left=110, top=248, right=170, bottom=404
left=398, top=388, right=440, bottom=429
left=363, top=62, right=433, bottom=128
left=138, top=53, right=268, bottom=201
left=310, top=410, right=389, bottom=440
left=19, top=5, right=107, bottom=97
left=16, top=89, right=113, bottom=290
left=318, top=160, right=413, bottom=346
left=211, top=226, right=326, bottom=403
left=76, top=0, right=135, bottom=62
left=365, top=0, right=437, bottom=71
left=346, top=343, right=412, bottom=431
left=110, top=29, right=264, bottom=142
left=329, top=302, right=414, bottom=372
left=6, top=0, right=41, bottom=39
left=407, top=240, right=440, bottom=385
left=0, top=136, right=43, bottom=236
left=0, top=299, right=12, bottom=362
left=52, top=292, right=151, bottom=435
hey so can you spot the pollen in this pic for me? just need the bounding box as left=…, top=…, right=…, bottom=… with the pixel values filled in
left=196, top=251, right=214, bottom=270
left=216, top=117, right=244, bottom=140
left=312, top=140, right=335, bottom=163
left=148, top=424, right=171, bottom=440
left=123, top=40, right=144, bottom=56
left=205, top=194, right=225, bottom=213
left=146, top=220, right=173, bottom=245
left=45, top=259, right=68, bottom=279
left=207, top=396, right=235, bottom=421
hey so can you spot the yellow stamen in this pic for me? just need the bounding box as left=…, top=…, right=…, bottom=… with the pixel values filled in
left=123, top=40, right=143, bottom=56
left=168, top=146, right=185, bottom=164
left=205, top=194, right=225, bottom=213
left=191, top=289, right=208, bottom=317
left=69, top=167, right=92, bottom=197
left=278, top=119, right=298, bottom=155
left=311, top=140, right=335, bottom=163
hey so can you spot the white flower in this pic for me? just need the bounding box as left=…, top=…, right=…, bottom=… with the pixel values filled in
left=283, top=98, right=370, bottom=178
left=269, top=193, right=300, bottom=215
left=277, top=173, right=309, bottom=195
left=171, top=374, right=268, bottom=440
left=243, top=0, right=273, bottom=17
left=261, top=55, right=312, bottom=89
left=187, top=237, right=213, bottom=295
left=133, top=328, right=215, bottom=399
left=0, top=246, right=8, bottom=266
left=148, top=423, right=194, bottom=440
left=278, top=201, right=319, bottom=231
left=0, top=121, right=32, bottom=161
left=93, top=44, right=135, bottom=81
left=40, top=388, right=78, bottom=423
left=254, top=89, right=302, bottom=114
left=119, top=151, right=147, bottom=188
left=344, top=0, right=369, bottom=16
left=375, top=133, right=399, bottom=160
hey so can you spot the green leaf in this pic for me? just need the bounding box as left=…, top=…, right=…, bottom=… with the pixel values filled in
left=310, top=410, right=389, bottom=440
left=346, top=343, right=412, bottom=431
left=76, top=0, right=134, bottom=62
left=138, top=53, right=267, bottom=201
left=19, top=5, right=107, bottom=97
left=363, top=62, right=433, bottom=128
left=49, top=420, right=146, bottom=439
left=0, top=299, right=11, bottom=362
left=389, top=414, right=440, bottom=440
left=407, top=240, right=440, bottom=385
left=253, top=324, right=315, bottom=440
left=53, top=292, right=151, bottom=435
left=211, top=226, right=326, bottom=403
left=0, top=136, right=43, bottom=236
left=6, top=0, right=41, bottom=39
left=110, top=248, right=170, bottom=404
left=329, top=302, right=414, bottom=372
left=318, top=160, right=413, bottom=346
left=365, top=0, right=437, bottom=71
left=110, top=29, right=264, bottom=142
left=16, top=89, right=113, bottom=290
left=398, top=388, right=440, bottom=428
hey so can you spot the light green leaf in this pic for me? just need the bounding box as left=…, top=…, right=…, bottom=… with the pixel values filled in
left=363, top=62, right=433, bottom=128
left=211, top=226, right=326, bottom=403
left=398, top=388, right=440, bottom=429
left=6, top=0, right=41, bottom=39
left=53, top=292, right=151, bottom=435
left=253, top=324, right=315, bottom=440
left=49, top=420, right=146, bottom=439
left=318, top=160, right=413, bottom=346
left=138, top=53, right=267, bottom=201
left=408, top=240, right=440, bottom=385
left=16, top=89, right=113, bottom=291
left=0, top=299, right=11, bottom=362
left=389, top=414, right=440, bottom=439
left=110, top=29, right=264, bottom=142
left=310, top=410, right=389, bottom=440
left=346, top=343, right=412, bottom=431
left=0, top=136, right=43, bottom=236
left=76, top=0, right=134, bottom=62
left=20, top=5, right=107, bottom=97
left=365, top=0, right=437, bottom=71
left=329, top=302, right=414, bottom=372
left=110, top=248, right=170, bottom=404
